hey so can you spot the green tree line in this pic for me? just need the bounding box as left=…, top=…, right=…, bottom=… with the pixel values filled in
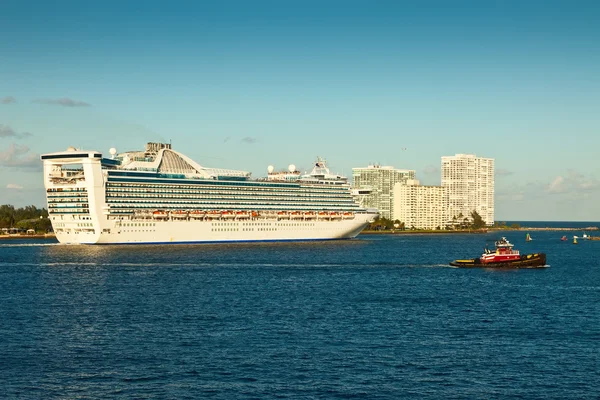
left=367, top=210, right=488, bottom=231
left=0, top=205, right=52, bottom=232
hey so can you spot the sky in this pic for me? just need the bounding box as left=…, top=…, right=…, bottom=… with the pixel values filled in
left=1, top=0, right=599, bottom=221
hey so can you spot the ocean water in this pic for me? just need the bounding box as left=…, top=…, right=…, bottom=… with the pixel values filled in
left=1, top=229, right=599, bottom=399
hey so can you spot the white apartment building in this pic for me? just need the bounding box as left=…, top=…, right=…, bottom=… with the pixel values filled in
left=393, top=180, right=446, bottom=230
left=352, top=164, right=415, bottom=219
left=441, top=154, right=494, bottom=225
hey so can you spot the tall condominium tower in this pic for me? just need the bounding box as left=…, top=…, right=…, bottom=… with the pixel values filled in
left=441, top=154, right=494, bottom=225
left=352, top=164, right=415, bottom=219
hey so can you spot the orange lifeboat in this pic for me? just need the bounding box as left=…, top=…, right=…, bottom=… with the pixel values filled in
left=221, top=210, right=236, bottom=219
left=236, top=211, right=250, bottom=219
left=189, top=210, right=206, bottom=219
left=342, top=212, right=355, bottom=219
left=206, top=210, right=221, bottom=219
left=318, top=211, right=329, bottom=219
left=172, top=210, right=188, bottom=219
left=251, top=211, right=259, bottom=218
left=152, top=210, right=169, bottom=219
left=330, top=212, right=342, bottom=219
left=304, top=211, right=316, bottom=219
left=277, top=211, right=290, bottom=219
left=290, top=211, right=303, bottom=219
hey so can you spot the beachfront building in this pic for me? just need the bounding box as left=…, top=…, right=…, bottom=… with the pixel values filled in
left=393, top=180, right=446, bottom=230
left=352, top=164, right=415, bottom=219
left=441, top=154, right=494, bottom=226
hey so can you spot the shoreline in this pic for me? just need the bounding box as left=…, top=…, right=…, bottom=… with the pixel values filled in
left=0, top=234, right=56, bottom=240
left=362, top=226, right=599, bottom=235
left=512, top=227, right=598, bottom=231
left=361, top=230, right=489, bottom=235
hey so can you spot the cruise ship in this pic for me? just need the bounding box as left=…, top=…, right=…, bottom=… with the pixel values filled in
left=41, top=142, right=378, bottom=244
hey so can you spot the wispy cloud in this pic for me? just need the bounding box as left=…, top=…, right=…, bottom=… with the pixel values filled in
left=498, top=170, right=600, bottom=204
left=0, top=144, right=40, bottom=170
left=241, top=136, right=257, bottom=144
left=1, top=96, right=16, bottom=104
left=0, top=124, right=33, bottom=139
left=547, top=176, right=565, bottom=193
left=223, top=136, right=231, bottom=143
left=33, top=97, right=91, bottom=107
left=423, top=165, right=439, bottom=175
left=496, top=169, right=513, bottom=177
left=6, top=183, right=23, bottom=189
left=545, top=170, right=600, bottom=194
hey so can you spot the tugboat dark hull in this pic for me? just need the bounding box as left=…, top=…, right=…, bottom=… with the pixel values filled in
left=450, top=253, right=547, bottom=268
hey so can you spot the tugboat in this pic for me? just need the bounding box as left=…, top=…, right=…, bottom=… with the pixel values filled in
left=450, top=237, right=547, bottom=268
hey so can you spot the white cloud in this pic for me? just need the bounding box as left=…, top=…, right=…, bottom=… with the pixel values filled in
left=547, top=176, right=565, bottom=193
left=1, top=96, right=16, bottom=104
left=496, top=171, right=600, bottom=220
left=0, top=144, right=40, bottom=170
left=33, top=97, right=91, bottom=107
left=545, top=171, right=599, bottom=195
left=6, top=183, right=23, bottom=189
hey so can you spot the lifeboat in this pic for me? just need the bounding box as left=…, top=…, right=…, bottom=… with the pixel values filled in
left=277, top=211, right=290, bottom=219
left=152, top=210, right=169, bottom=219
left=171, top=210, right=189, bottom=219
left=318, top=211, right=329, bottom=219
left=206, top=210, right=221, bottom=219
left=251, top=211, right=259, bottom=218
left=450, top=237, right=547, bottom=268
left=342, top=212, right=355, bottom=219
left=290, top=211, right=303, bottom=219
left=304, top=211, right=316, bottom=219
left=236, top=211, right=250, bottom=219
left=329, top=212, right=342, bottom=219
left=189, top=210, right=206, bottom=219
left=221, top=210, right=236, bottom=219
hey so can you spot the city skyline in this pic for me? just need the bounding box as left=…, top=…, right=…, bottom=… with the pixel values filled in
left=1, top=1, right=599, bottom=221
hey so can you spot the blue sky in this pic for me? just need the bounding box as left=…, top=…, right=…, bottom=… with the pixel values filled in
left=1, top=0, right=599, bottom=221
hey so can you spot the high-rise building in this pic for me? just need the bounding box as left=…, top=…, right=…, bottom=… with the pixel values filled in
left=441, top=154, right=494, bottom=225
left=393, top=180, right=446, bottom=230
left=352, top=165, right=415, bottom=219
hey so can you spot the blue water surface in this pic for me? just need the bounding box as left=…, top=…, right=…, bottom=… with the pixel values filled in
left=0, top=229, right=599, bottom=399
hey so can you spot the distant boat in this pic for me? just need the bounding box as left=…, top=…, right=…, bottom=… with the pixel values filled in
left=525, top=233, right=532, bottom=242
left=573, top=236, right=578, bottom=245
left=582, top=232, right=590, bottom=240
left=561, top=235, right=567, bottom=241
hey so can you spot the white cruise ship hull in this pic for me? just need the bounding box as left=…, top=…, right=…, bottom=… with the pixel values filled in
left=54, top=215, right=373, bottom=245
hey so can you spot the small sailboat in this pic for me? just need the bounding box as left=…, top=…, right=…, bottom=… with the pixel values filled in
left=525, top=233, right=532, bottom=242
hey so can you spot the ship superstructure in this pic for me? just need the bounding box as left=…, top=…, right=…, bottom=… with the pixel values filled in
left=41, top=143, right=377, bottom=244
